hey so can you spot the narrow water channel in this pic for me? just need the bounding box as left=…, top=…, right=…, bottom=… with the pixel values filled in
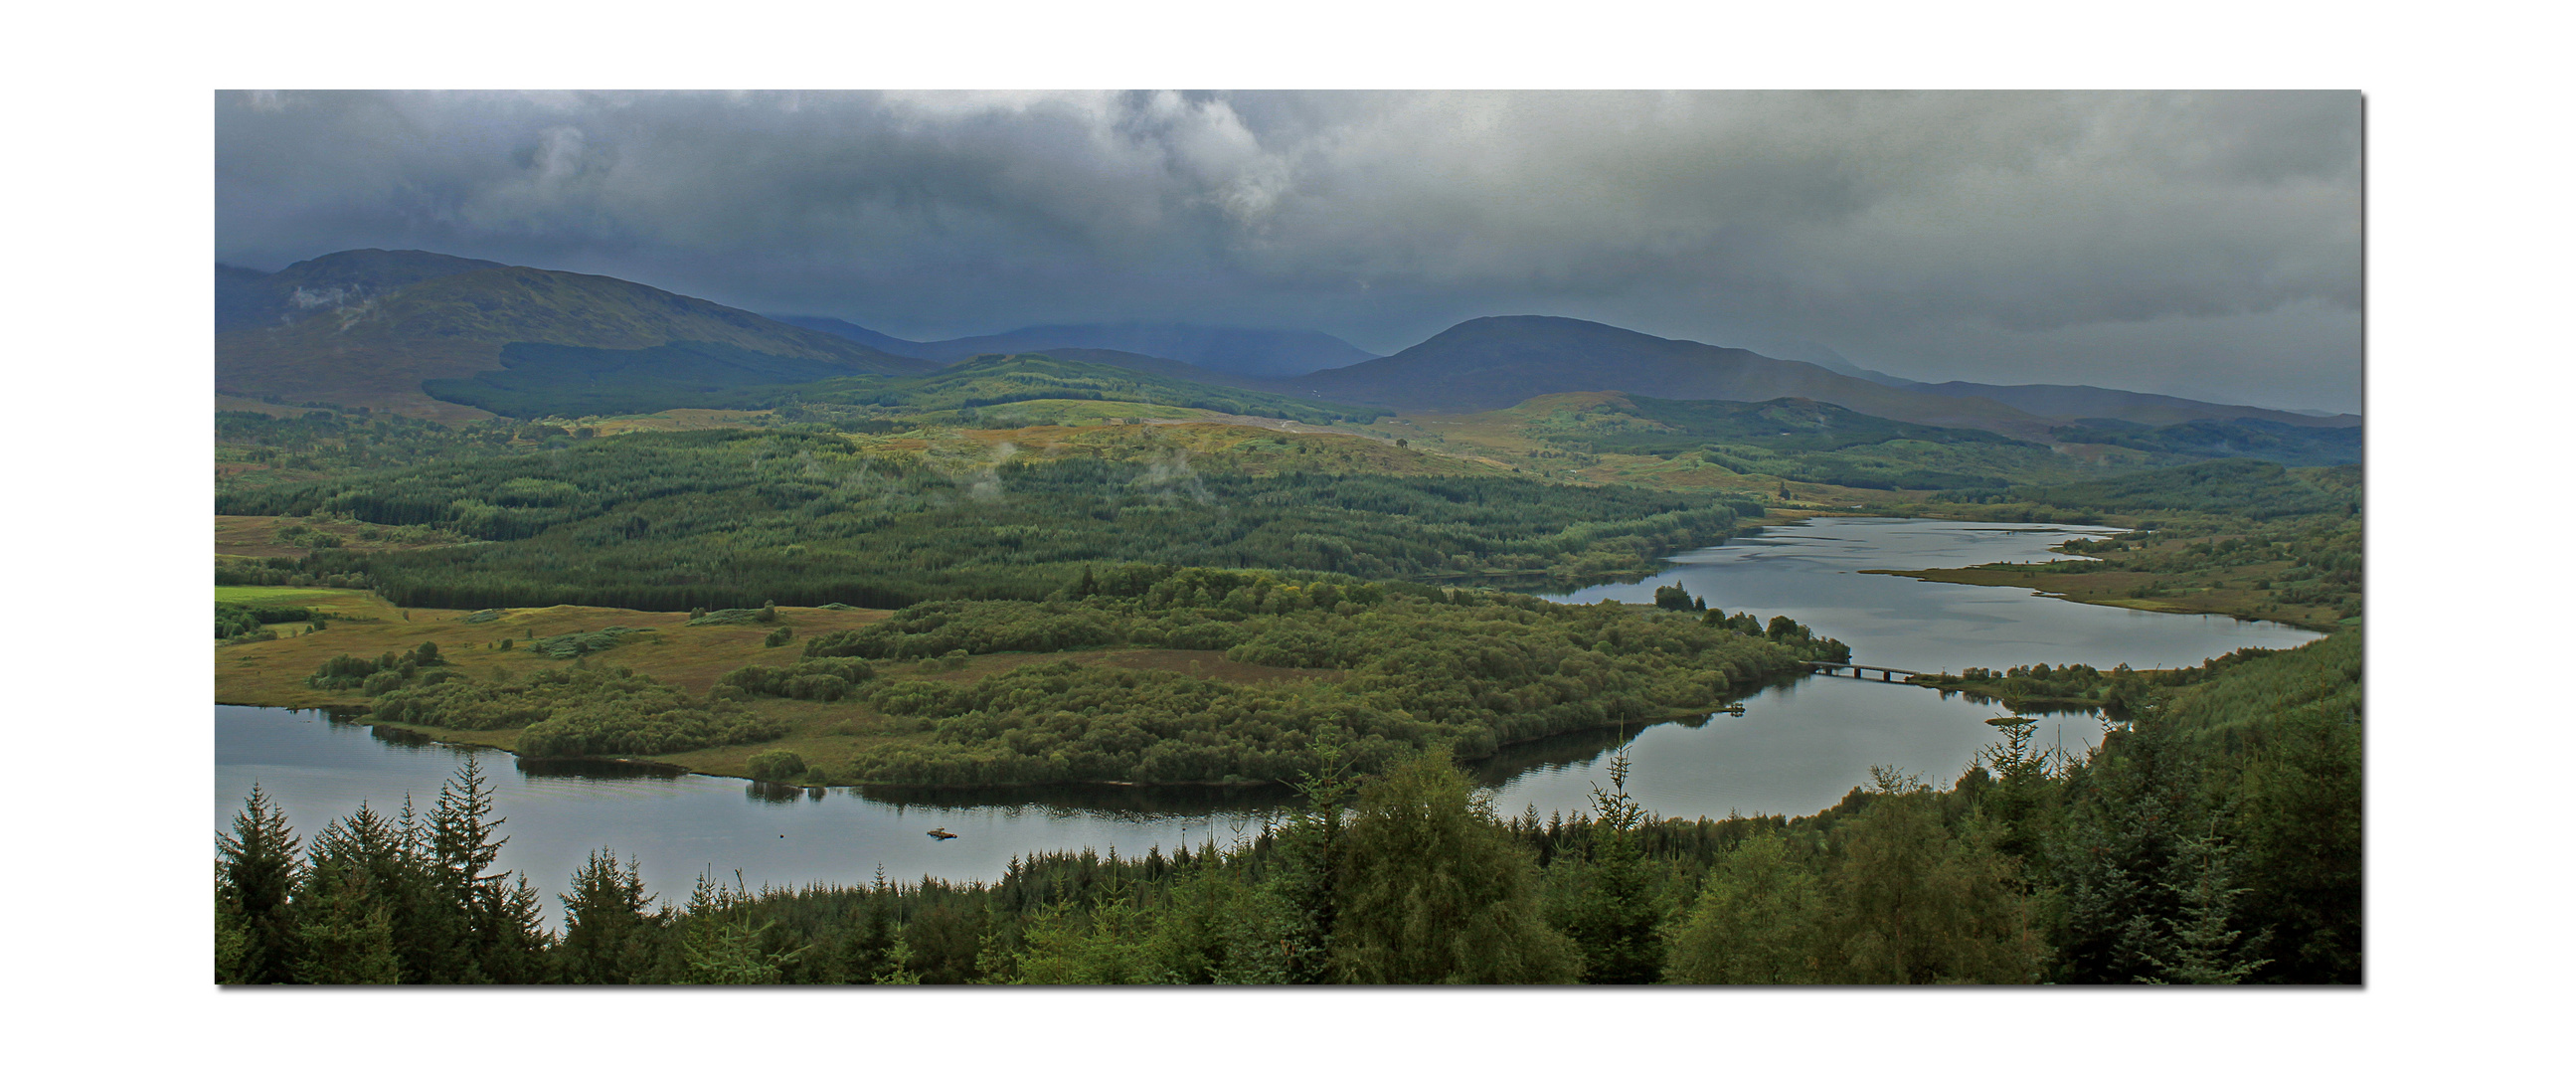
left=216, top=516, right=2323, bottom=918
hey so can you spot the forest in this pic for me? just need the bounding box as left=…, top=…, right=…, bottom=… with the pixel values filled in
left=422, top=349, right=1389, bottom=426
left=219, top=629, right=2358, bottom=984
left=217, top=427, right=1761, bottom=610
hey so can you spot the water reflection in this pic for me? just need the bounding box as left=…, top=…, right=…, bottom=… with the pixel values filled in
left=849, top=780, right=1300, bottom=818
left=515, top=757, right=687, bottom=781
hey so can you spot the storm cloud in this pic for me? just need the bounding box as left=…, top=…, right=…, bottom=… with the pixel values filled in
left=217, top=90, right=2361, bottom=412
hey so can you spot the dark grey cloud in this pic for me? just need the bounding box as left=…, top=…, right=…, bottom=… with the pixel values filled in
left=217, top=90, right=2361, bottom=412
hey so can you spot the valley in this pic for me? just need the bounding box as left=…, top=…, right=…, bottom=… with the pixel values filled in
left=210, top=246, right=2362, bottom=987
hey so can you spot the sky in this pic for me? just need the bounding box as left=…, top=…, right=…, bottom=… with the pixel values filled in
left=216, top=90, right=2362, bottom=413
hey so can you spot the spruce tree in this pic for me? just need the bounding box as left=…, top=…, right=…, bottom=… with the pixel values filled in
left=557, top=848, right=661, bottom=984
left=426, top=757, right=551, bottom=983
left=1264, top=735, right=1353, bottom=984
left=295, top=805, right=408, bottom=984
left=1557, top=752, right=1665, bottom=984
left=293, top=863, right=402, bottom=984
left=216, top=785, right=304, bottom=984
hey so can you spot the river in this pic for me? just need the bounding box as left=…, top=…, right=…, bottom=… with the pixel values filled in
left=215, top=515, right=2322, bottom=919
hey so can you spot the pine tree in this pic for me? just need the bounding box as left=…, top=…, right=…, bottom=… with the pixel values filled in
left=836, top=880, right=900, bottom=984
left=293, top=863, right=402, bottom=984
left=1264, top=734, right=1353, bottom=984
left=557, top=848, right=661, bottom=984
left=2050, top=726, right=2199, bottom=984
left=2136, top=823, right=2273, bottom=984
left=425, top=757, right=550, bottom=983
left=294, top=804, right=408, bottom=984
left=216, top=785, right=304, bottom=984
left=1556, top=751, right=1665, bottom=984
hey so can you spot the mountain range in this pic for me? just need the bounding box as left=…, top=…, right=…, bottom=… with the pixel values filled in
left=216, top=250, right=2357, bottom=437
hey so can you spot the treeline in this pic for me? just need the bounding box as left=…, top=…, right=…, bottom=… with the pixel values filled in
left=1523, top=395, right=2052, bottom=490
left=216, top=600, right=317, bottom=640
left=767, top=353, right=1389, bottom=426
left=1917, top=635, right=2360, bottom=716
left=217, top=429, right=1759, bottom=610
left=216, top=407, right=553, bottom=488
left=2048, top=417, right=2362, bottom=468
left=1937, top=458, right=2360, bottom=521
left=224, top=632, right=2359, bottom=984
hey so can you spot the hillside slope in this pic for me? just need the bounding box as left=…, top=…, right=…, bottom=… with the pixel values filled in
left=1909, top=381, right=2359, bottom=427
left=218, top=262, right=934, bottom=420
left=216, top=249, right=510, bottom=333
left=1291, top=316, right=2058, bottom=437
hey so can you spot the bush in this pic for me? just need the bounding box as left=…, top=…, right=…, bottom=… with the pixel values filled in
left=764, top=626, right=793, bottom=648
left=528, top=626, right=653, bottom=658
left=717, top=657, right=874, bottom=701
left=747, top=750, right=807, bottom=782
left=305, top=644, right=445, bottom=693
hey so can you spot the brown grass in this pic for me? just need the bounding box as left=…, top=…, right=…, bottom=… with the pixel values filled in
left=215, top=515, right=470, bottom=559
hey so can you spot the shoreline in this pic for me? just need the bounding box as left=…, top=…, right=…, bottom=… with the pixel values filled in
left=1859, top=565, right=2348, bottom=633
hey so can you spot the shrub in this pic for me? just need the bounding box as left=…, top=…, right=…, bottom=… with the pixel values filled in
left=717, top=657, right=874, bottom=701
left=747, top=750, right=807, bottom=782
left=528, top=626, right=653, bottom=658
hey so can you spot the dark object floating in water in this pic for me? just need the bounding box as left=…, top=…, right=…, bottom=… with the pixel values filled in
left=928, top=827, right=957, bottom=840
left=1714, top=702, right=1748, bottom=718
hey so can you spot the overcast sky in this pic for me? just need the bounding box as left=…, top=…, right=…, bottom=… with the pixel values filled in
left=217, top=90, right=2361, bottom=413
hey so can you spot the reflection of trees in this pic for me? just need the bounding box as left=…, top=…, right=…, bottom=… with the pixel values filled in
left=516, top=756, right=687, bottom=782
left=849, top=780, right=1300, bottom=820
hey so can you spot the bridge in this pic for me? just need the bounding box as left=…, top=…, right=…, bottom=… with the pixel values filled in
left=1803, top=662, right=1926, bottom=683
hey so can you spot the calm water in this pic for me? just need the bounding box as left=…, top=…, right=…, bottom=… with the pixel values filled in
left=217, top=705, right=1287, bottom=926
left=216, top=516, right=2322, bottom=915
left=1490, top=516, right=2324, bottom=819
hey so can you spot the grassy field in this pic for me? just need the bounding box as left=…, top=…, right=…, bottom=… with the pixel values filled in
left=215, top=587, right=1348, bottom=784
left=216, top=516, right=473, bottom=561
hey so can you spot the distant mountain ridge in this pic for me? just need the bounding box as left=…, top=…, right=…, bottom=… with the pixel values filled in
left=770, top=317, right=1380, bottom=378
left=1285, top=315, right=2062, bottom=438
